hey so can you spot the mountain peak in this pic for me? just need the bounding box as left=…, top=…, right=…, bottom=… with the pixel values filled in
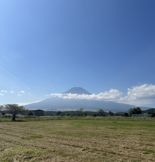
left=65, top=87, right=91, bottom=95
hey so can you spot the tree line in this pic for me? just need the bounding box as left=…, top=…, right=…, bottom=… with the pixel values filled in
left=0, top=104, right=155, bottom=121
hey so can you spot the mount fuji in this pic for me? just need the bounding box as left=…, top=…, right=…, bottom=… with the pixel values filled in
left=25, top=87, right=133, bottom=112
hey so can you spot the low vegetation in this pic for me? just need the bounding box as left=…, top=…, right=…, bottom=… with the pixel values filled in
left=1, top=104, right=155, bottom=121
left=0, top=105, right=155, bottom=161
left=0, top=117, right=155, bottom=162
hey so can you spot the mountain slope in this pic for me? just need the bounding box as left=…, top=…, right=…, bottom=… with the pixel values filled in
left=25, top=87, right=133, bottom=112
left=26, top=96, right=132, bottom=112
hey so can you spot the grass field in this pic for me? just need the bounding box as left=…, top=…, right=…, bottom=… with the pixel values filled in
left=0, top=117, right=155, bottom=162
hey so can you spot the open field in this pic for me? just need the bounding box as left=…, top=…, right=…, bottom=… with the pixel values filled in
left=0, top=117, right=155, bottom=162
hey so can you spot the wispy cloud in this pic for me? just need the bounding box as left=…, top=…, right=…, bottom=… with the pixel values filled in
left=10, top=90, right=15, bottom=94
left=0, top=89, right=26, bottom=97
left=49, top=84, right=155, bottom=106
left=0, top=90, right=8, bottom=93
left=0, top=93, right=4, bottom=96
left=17, top=90, right=25, bottom=96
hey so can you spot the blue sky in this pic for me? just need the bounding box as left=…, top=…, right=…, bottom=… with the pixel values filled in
left=0, top=0, right=155, bottom=106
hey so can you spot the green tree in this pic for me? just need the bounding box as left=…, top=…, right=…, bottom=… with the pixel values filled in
left=0, top=105, right=5, bottom=116
left=97, top=109, right=106, bottom=116
left=0, top=105, right=4, bottom=111
left=128, top=107, right=142, bottom=116
left=5, top=104, right=25, bottom=121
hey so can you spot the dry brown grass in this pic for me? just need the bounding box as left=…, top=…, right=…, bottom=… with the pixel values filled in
left=0, top=117, right=155, bottom=162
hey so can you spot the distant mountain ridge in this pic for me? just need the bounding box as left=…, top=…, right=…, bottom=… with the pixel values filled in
left=25, top=87, right=134, bottom=112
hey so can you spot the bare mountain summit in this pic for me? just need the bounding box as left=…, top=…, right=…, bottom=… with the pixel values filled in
left=65, top=87, right=91, bottom=95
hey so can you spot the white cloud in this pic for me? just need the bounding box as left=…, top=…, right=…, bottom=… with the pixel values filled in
left=127, top=84, right=155, bottom=98
left=0, top=89, right=26, bottom=97
left=19, top=90, right=25, bottom=94
left=17, top=90, right=25, bottom=96
left=0, top=90, right=8, bottom=93
left=0, top=89, right=8, bottom=96
left=97, top=89, right=123, bottom=100
left=0, top=93, right=4, bottom=96
left=50, top=89, right=123, bottom=101
left=10, top=90, right=15, bottom=94
left=120, top=84, right=155, bottom=106
left=49, top=84, right=155, bottom=107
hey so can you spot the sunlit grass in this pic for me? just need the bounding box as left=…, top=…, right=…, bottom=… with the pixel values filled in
left=0, top=117, right=155, bottom=161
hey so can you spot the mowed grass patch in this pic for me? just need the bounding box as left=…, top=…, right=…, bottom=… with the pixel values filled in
left=0, top=117, right=155, bottom=162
